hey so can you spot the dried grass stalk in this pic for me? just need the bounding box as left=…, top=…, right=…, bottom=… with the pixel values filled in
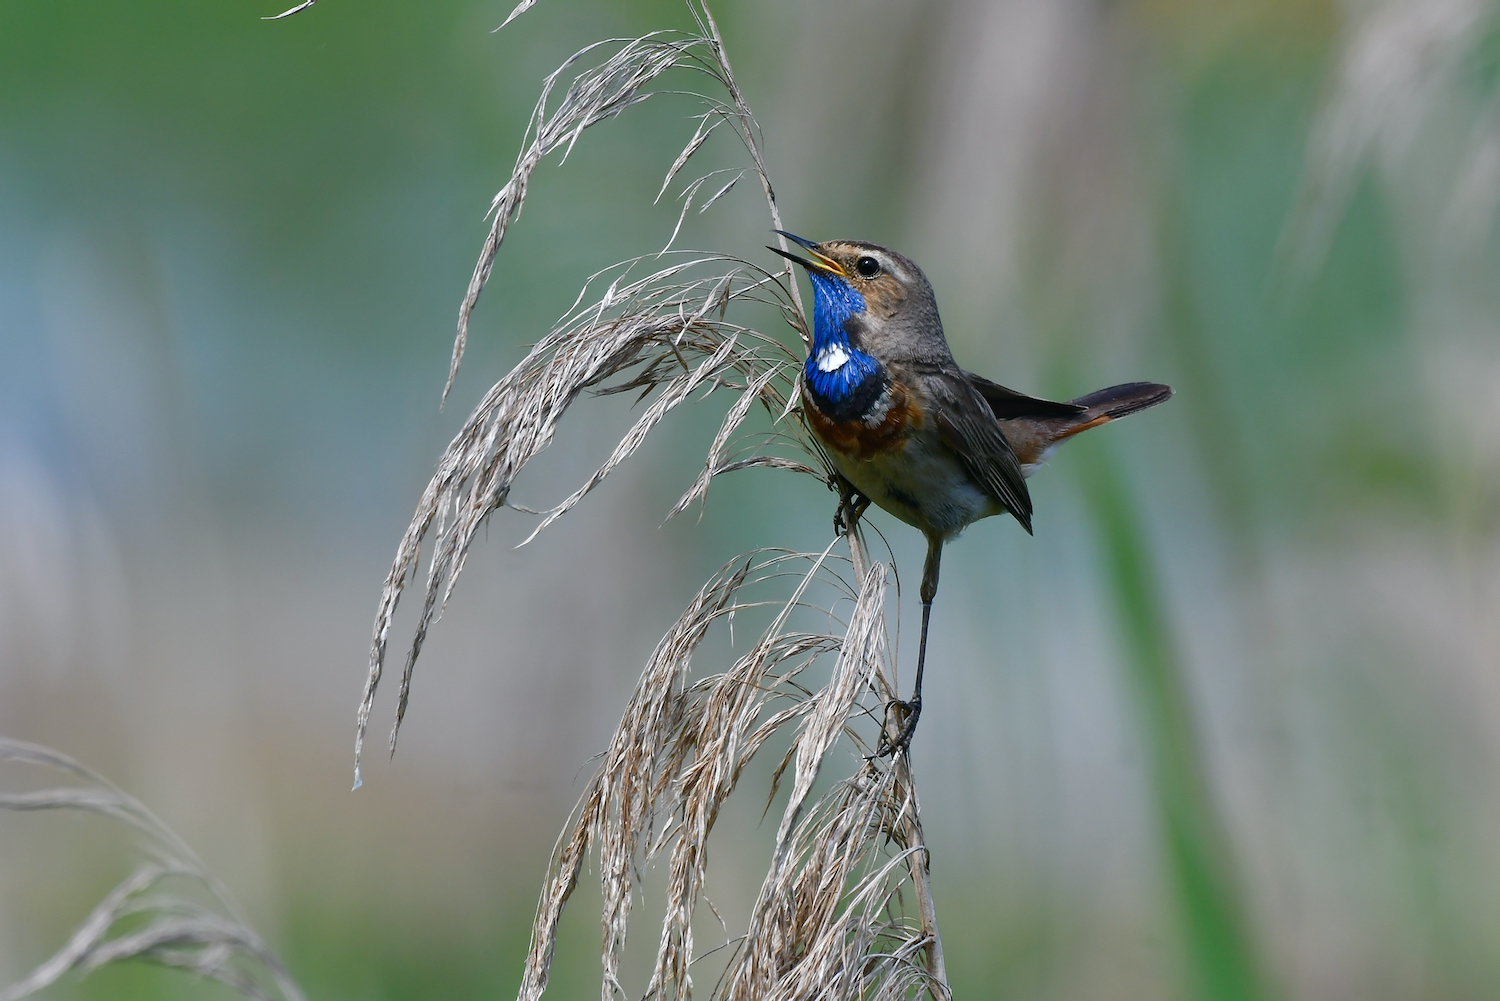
left=354, top=253, right=808, bottom=780
left=362, top=3, right=950, bottom=998
left=0, top=739, right=305, bottom=1001
left=1285, top=0, right=1499, bottom=272
left=357, top=1, right=821, bottom=780
left=449, top=3, right=806, bottom=402
left=514, top=535, right=946, bottom=1001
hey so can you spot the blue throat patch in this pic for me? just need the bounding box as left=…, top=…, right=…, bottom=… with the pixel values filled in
left=804, top=271, right=883, bottom=407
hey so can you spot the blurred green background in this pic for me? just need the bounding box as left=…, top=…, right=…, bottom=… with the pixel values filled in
left=3, top=0, right=1500, bottom=998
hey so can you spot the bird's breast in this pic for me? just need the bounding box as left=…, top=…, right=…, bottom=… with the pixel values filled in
left=805, top=380, right=997, bottom=536
left=802, top=378, right=923, bottom=462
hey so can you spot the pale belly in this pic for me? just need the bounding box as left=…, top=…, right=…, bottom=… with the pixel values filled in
left=828, top=431, right=1001, bottom=540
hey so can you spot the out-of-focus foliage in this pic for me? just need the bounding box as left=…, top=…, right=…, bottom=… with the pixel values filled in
left=0, top=740, right=305, bottom=1001
left=3, top=1, right=1500, bottom=999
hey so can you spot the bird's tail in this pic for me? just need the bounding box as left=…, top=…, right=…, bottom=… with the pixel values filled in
left=997, top=381, right=1173, bottom=473
left=1068, top=381, right=1174, bottom=425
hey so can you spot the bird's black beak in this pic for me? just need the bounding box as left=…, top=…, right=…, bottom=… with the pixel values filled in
left=767, top=231, right=847, bottom=277
left=766, top=243, right=818, bottom=272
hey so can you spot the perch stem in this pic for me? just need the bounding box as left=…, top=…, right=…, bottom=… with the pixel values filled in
left=696, top=1, right=810, bottom=350
left=838, top=493, right=949, bottom=995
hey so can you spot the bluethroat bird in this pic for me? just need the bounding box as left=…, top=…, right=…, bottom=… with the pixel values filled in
left=769, top=232, right=1172, bottom=756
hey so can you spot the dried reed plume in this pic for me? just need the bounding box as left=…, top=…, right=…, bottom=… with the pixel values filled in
left=0, top=739, right=305, bottom=1001
left=358, top=3, right=951, bottom=998
left=1285, top=0, right=1500, bottom=271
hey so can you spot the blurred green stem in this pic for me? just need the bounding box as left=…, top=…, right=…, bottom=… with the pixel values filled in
left=1079, top=444, right=1267, bottom=1001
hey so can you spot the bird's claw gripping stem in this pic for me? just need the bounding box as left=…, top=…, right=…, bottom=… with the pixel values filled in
left=833, top=479, right=870, bottom=538
left=876, top=695, right=922, bottom=758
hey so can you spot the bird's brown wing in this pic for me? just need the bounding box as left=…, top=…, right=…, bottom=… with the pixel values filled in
left=929, top=371, right=1035, bottom=534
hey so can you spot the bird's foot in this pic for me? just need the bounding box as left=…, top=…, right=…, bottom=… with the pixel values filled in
left=875, top=695, right=922, bottom=758
left=833, top=490, right=870, bottom=538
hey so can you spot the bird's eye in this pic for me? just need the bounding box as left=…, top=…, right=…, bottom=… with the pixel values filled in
left=855, top=256, right=881, bottom=279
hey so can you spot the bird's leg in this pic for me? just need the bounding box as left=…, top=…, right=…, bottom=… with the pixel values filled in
left=880, top=534, right=942, bottom=757
left=832, top=474, right=870, bottom=537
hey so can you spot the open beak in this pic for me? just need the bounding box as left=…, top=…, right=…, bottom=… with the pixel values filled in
left=767, top=231, right=846, bottom=277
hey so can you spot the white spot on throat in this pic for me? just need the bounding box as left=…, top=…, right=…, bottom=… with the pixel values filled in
left=815, top=343, right=851, bottom=372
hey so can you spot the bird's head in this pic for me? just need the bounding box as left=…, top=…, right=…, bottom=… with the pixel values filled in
left=768, top=233, right=946, bottom=367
